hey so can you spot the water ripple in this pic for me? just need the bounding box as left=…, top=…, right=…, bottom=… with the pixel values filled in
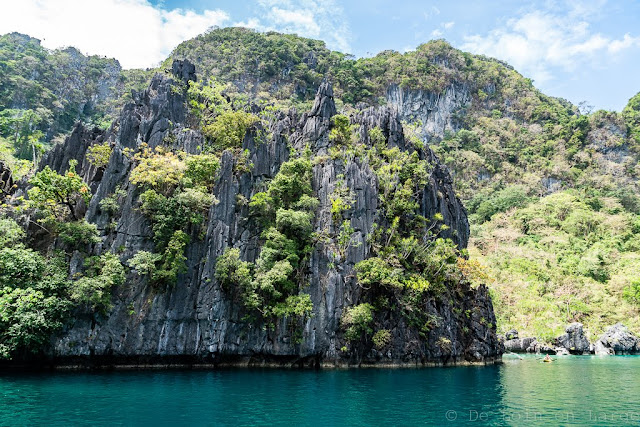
left=0, top=356, right=638, bottom=426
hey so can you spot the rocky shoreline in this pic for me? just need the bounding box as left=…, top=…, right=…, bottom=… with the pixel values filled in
left=501, top=323, right=640, bottom=356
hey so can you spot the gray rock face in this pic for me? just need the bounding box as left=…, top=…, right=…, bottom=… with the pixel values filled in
left=350, top=105, right=470, bottom=248
left=555, top=322, right=591, bottom=355
left=504, top=336, right=536, bottom=353
left=386, top=83, right=470, bottom=141
left=0, top=161, right=14, bottom=199
left=584, top=114, right=637, bottom=189
left=595, top=323, right=640, bottom=355
left=41, top=61, right=501, bottom=367
left=118, top=73, right=189, bottom=150
left=594, top=341, right=614, bottom=356
left=40, top=123, right=107, bottom=185
left=504, top=329, right=518, bottom=340
left=526, top=340, right=555, bottom=354
left=171, top=59, right=197, bottom=84
left=503, top=336, right=555, bottom=354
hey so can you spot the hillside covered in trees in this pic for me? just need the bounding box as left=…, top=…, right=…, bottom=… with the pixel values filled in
left=0, top=32, right=153, bottom=175
left=0, top=27, right=639, bottom=361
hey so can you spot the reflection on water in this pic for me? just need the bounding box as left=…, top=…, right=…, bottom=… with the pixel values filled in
left=0, top=356, right=638, bottom=426
left=494, top=355, right=640, bottom=426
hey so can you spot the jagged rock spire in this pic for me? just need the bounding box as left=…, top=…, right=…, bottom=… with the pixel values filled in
left=300, top=80, right=336, bottom=144
left=309, top=79, right=336, bottom=119
left=171, top=59, right=197, bottom=84
left=0, top=161, right=14, bottom=199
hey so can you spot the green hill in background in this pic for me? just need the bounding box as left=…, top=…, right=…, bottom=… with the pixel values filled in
left=1, top=27, right=639, bottom=343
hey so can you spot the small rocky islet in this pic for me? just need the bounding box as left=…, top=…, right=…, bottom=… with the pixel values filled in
left=502, top=322, right=640, bottom=356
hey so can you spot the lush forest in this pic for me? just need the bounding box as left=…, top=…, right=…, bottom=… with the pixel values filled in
left=1, top=27, right=639, bottom=354
left=0, top=32, right=153, bottom=175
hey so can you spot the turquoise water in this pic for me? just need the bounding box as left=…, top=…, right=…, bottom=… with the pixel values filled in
left=1, top=356, right=639, bottom=426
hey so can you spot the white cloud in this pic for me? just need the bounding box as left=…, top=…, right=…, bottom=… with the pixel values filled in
left=0, top=0, right=229, bottom=69
left=0, top=0, right=351, bottom=67
left=234, top=17, right=263, bottom=30
left=239, top=0, right=351, bottom=53
left=462, top=8, right=640, bottom=84
left=423, top=6, right=440, bottom=20
left=429, top=21, right=455, bottom=40
left=257, top=0, right=292, bottom=6
left=608, top=33, right=640, bottom=54
left=268, top=8, right=321, bottom=36
left=401, top=45, right=416, bottom=53
left=566, top=0, right=608, bottom=19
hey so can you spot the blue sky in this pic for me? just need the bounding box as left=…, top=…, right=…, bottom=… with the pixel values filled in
left=1, top=0, right=639, bottom=111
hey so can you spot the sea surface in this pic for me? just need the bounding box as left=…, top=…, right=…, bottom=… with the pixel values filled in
left=1, top=355, right=639, bottom=426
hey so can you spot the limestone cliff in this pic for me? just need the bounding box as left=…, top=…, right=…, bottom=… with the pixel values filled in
left=36, top=62, right=501, bottom=367
left=386, top=82, right=471, bottom=140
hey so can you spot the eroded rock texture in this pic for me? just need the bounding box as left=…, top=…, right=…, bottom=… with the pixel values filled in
left=39, top=62, right=501, bottom=367
left=594, top=323, right=640, bottom=355
left=555, top=322, right=591, bottom=355
left=0, top=161, right=13, bottom=199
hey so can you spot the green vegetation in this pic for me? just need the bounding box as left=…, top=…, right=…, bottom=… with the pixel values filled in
left=341, top=303, right=374, bottom=342
left=0, top=246, right=72, bottom=359
left=128, top=251, right=162, bottom=277
left=469, top=185, right=531, bottom=223
left=216, top=156, right=317, bottom=325
left=0, top=108, right=47, bottom=162
left=0, top=147, right=126, bottom=359
left=26, top=159, right=100, bottom=250
left=168, top=30, right=496, bottom=108
left=187, top=79, right=259, bottom=151
left=168, top=27, right=343, bottom=105
left=57, top=220, right=100, bottom=250
left=623, top=280, right=640, bottom=305
left=150, top=230, right=190, bottom=286
left=372, top=329, right=391, bottom=350
left=139, top=187, right=212, bottom=246
left=70, top=253, right=126, bottom=312
left=166, top=28, right=571, bottom=122
left=184, top=154, right=221, bottom=188
left=327, top=125, right=484, bottom=346
left=129, top=146, right=219, bottom=288
left=0, top=217, right=124, bottom=359
left=214, top=248, right=252, bottom=292
left=130, top=146, right=188, bottom=195
left=99, top=188, right=127, bottom=215
left=0, top=217, right=24, bottom=247
left=442, top=89, right=640, bottom=341
left=437, top=337, right=452, bottom=352
left=472, top=190, right=640, bottom=341
left=86, top=142, right=112, bottom=168
left=28, top=159, right=90, bottom=222
left=329, top=114, right=355, bottom=146
left=0, top=32, right=150, bottom=169
left=2, top=160, right=126, bottom=358
left=623, top=92, right=640, bottom=145
left=203, top=110, right=258, bottom=150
